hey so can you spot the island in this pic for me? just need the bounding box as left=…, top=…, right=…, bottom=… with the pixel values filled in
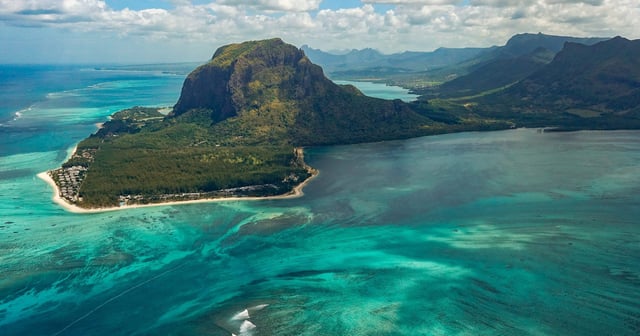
left=42, top=36, right=640, bottom=211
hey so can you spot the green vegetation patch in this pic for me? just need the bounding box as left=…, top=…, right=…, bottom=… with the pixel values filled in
left=565, top=108, right=603, bottom=118
left=211, top=38, right=285, bottom=67
left=60, top=105, right=310, bottom=208
left=112, top=106, right=165, bottom=120
left=78, top=144, right=306, bottom=207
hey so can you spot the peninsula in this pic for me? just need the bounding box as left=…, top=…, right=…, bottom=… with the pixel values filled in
left=42, top=38, right=449, bottom=210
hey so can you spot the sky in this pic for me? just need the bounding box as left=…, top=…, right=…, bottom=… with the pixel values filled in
left=0, top=0, right=638, bottom=64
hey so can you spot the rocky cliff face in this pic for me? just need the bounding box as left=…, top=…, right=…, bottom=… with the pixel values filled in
left=171, top=38, right=434, bottom=145
left=173, top=38, right=329, bottom=121
left=172, top=62, right=235, bottom=122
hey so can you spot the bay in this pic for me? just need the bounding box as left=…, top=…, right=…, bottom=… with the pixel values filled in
left=334, top=80, right=419, bottom=102
left=0, top=66, right=639, bottom=335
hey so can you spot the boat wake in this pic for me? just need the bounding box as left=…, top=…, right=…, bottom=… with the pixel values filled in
left=228, top=304, right=268, bottom=336
left=231, top=309, right=250, bottom=321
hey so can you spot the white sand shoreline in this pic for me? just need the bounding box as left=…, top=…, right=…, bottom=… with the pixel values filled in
left=37, top=150, right=318, bottom=214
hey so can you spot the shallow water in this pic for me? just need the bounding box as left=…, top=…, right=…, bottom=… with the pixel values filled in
left=334, top=80, right=419, bottom=102
left=0, top=66, right=639, bottom=335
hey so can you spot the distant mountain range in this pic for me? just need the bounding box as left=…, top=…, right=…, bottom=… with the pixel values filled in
left=303, top=33, right=609, bottom=83
left=301, top=44, right=488, bottom=75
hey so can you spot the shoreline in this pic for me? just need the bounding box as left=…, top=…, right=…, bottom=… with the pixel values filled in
left=37, top=149, right=318, bottom=214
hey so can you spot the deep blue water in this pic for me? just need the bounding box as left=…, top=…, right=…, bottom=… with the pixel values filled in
left=0, top=65, right=639, bottom=335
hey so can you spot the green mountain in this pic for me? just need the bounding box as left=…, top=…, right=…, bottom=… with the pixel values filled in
left=455, top=33, right=607, bottom=74
left=473, top=36, right=640, bottom=128
left=428, top=47, right=555, bottom=98
left=492, top=33, right=608, bottom=59
left=416, top=33, right=609, bottom=92
left=172, top=38, right=437, bottom=146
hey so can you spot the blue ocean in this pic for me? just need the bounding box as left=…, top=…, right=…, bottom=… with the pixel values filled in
left=1, top=65, right=639, bottom=335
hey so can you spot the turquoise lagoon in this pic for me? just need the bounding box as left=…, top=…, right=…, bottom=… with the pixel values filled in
left=0, top=65, right=639, bottom=335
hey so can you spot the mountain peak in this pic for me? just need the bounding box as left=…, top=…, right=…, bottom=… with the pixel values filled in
left=209, top=37, right=293, bottom=67
left=499, top=32, right=610, bottom=57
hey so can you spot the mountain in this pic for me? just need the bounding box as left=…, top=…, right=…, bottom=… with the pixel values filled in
left=303, top=33, right=610, bottom=94
left=301, top=46, right=386, bottom=73
left=301, top=44, right=488, bottom=76
left=474, top=36, right=640, bottom=128
left=172, top=38, right=436, bottom=146
left=429, top=47, right=555, bottom=98
left=493, top=32, right=609, bottom=59
left=449, top=33, right=608, bottom=73
left=420, top=33, right=610, bottom=97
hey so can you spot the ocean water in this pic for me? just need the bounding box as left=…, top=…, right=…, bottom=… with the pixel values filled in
left=334, top=80, right=419, bottom=102
left=1, top=66, right=639, bottom=336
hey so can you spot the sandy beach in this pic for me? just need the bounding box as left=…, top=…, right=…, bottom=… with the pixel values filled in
left=37, top=153, right=318, bottom=214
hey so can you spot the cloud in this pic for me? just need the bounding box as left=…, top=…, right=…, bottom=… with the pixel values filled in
left=469, top=0, right=527, bottom=6
left=363, top=0, right=461, bottom=4
left=218, top=0, right=321, bottom=12
left=545, top=0, right=603, bottom=5
left=316, top=5, right=383, bottom=33
left=0, top=0, right=639, bottom=63
left=0, top=0, right=107, bottom=25
left=470, top=0, right=604, bottom=6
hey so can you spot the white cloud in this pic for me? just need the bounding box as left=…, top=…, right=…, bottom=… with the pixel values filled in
left=470, top=0, right=604, bottom=7
left=317, top=5, right=383, bottom=32
left=218, top=0, right=321, bottom=12
left=363, top=0, right=461, bottom=4
left=0, top=0, right=107, bottom=25
left=0, top=0, right=638, bottom=63
left=545, top=0, right=603, bottom=5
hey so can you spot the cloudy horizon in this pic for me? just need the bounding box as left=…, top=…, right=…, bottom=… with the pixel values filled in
left=1, top=0, right=638, bottom=64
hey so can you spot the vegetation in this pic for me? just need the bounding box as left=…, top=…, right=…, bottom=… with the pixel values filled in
left=422, top=50, right=552, bottom=99
left=79, top=142, right=308, bottom=207
left=64, top=107, right=309, bottom=208
left=468, top=37, right=640, bottom=128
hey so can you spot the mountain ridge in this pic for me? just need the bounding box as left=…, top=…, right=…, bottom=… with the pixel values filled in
left=301, top=44, right=488, bottom=75
left=302, top=32, right=610, bottom=94
left=470, top=36, right=640, bottom=128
